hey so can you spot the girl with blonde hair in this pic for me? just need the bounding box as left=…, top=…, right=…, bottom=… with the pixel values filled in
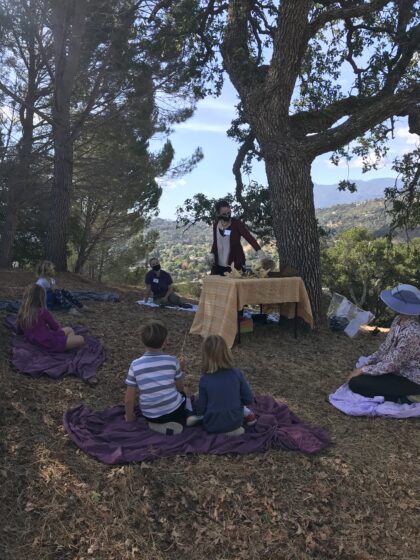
left=36, top=260, right=88, bottom=315
left=192, top=335, right=256, bottom=436
left=18, top=284, right=85, bottom=352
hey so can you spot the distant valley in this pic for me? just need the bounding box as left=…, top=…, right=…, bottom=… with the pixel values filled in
left=149, top=196, right=416, bottom=283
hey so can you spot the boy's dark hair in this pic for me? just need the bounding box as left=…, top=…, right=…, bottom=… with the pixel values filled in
left=215, top=199, right=230, bottom=213
left=141, top=321, right=168, bottom=349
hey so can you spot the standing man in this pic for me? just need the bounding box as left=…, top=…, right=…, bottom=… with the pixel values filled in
left=144, top=257, right=192, bottom=308
left=207, top=200, right=267, bottom=275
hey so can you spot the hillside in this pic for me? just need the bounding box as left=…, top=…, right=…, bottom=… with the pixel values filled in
left=149, top=199, right=399, bottom=282
left=1, top=270, right=419, bottom=560
left=316, top=198, right=389, bottom=236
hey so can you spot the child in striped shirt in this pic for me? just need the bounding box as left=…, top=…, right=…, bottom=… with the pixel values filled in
left=124, top=320, right=192, bottom=435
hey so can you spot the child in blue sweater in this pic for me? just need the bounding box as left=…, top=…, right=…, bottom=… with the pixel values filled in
left=194, top=335, right=256, bottom=436
left=36, top=260, right=88, bottom=315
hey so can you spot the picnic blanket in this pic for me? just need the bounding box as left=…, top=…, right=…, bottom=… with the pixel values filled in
left=0, top=291, right=119, bottom=313
left=190, top=276, right=313, bottom=347
left=69, top=290, right=120, bottom=302
left=63, top=395, right=330, bottom=464
left=0, top=299, right=20, bottom=312
left=328, top=384, right=420, bottom=418
left=136, top=300, right=197, bottom=313
left=4, top=315, right=104, bottom=380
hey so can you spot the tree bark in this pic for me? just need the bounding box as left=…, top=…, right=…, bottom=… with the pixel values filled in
left=0, top=197, right=20, bottom=268
left=45, top=118, right=73, bottom=270
left=0, top=41, right=37, bottom=268
left=45, top=0, right=87, bottom=270
left=262, top=146, right=322, bottom=324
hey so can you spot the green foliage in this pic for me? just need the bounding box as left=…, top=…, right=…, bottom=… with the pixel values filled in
left=176, top=182, right=273, bottom=241
left=0, top=0, right=207, bottom=270
left=83, top=229, right=159, bottom=284
left=322, top=228, right=420, bottom=322
left=385, top=148, right=420, bottom=235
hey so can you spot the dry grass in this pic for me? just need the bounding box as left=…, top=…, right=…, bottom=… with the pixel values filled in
left=0, top=270, right=419, bottom=560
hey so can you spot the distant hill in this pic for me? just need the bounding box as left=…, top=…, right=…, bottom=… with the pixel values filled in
left=151, top=198, right=392, bottom=247
left=316, top=198, right=388, bottom=237
left=313, top=177, right=397, bottom=208
left=149, top=198, right=414, bottom=282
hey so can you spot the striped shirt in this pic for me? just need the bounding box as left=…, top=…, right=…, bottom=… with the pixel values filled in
left=125, top=352, right=184, bottom=418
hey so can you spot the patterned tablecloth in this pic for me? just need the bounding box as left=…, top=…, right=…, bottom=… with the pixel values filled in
left=190, top=276, right=314, bottom=347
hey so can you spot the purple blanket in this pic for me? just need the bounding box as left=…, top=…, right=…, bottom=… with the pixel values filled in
left=63, top=395, right=330, bottom=464
left=4, top=315, right=104, bottom=380
left=329, top=384, right=420, bottom=418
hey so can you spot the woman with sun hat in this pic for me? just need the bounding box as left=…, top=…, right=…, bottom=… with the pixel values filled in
left=347, top=284, right=420, bottom=403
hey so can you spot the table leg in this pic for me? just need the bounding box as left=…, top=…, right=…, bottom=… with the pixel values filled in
left=294, top=302, right=298, bottom=338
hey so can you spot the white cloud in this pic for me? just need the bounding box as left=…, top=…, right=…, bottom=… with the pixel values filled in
left=156, top=177, right=187, bottom=190
left=325, top=152, right=388, bottom=169
left=198, top=98, right=235, bottom=111
left=395, top=126, right=419, bottom=145
left=175, top=121, right=228, bottom=133
left=351, top=155, right=387, bottom=169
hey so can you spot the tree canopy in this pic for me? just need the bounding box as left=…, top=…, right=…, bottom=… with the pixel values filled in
left=153, top=0, right=420, bottom=322
left=0, top=0, right=205, bottom=271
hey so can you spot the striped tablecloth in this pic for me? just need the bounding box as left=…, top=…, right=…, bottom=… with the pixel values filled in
left=190, top=276, right=314, bottom=347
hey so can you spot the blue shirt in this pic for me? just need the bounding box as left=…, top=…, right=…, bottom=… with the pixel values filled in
left=196, top=368, right=254, bottom=433
left=36, top=277, right=55, bottom=309
left=125, top=352, right=184, bottom=418
left=145, top=270, right=173, bottom=297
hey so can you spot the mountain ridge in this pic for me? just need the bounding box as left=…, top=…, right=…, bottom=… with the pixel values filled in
left=313, top=177, right=397, bottom=208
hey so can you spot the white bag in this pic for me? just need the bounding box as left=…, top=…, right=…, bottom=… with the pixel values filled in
left=327, top=293, right=374, bottom=338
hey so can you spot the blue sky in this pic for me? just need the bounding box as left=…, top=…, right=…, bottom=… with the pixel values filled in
left=156, top=79, right=419, bottom=219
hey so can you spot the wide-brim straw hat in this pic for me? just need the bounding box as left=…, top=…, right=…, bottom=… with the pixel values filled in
left=380, top=284, right=420, bottom=315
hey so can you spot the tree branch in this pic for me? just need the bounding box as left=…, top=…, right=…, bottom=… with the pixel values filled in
left=221, top=0, right=255, bottom=97
left=308, top=85, right=420, bottom=156
left=291, top=96, right=375, bottom=135
left=269, top=0, right=312, bottom=114
left=0, top=81, right=54, bottom=125
left=383, top=22, right=420, bottom=93
left=233, top=131, right=255, bottom=212
left=71, top=65, right=107, bottom=139
left=308, top=0, right=391, bottom=38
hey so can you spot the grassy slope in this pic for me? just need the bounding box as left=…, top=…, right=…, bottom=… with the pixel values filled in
left=0, top=271, right=418, bottom=560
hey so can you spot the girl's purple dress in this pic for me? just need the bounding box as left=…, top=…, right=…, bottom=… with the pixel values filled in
left=20, top=308, right=67, bottom=352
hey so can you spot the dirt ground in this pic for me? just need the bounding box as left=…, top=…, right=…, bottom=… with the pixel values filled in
left=0, top=270, right=418, bottom=560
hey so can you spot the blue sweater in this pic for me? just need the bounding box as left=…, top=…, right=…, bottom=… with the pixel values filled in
left=196, top=368, right=254, bottom=433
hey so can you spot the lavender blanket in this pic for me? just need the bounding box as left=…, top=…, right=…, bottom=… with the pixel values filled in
left=63, top=395, right=330, bottom=464
left=4, top=315, right=104, bottom=380
left=329, top=384, right=420, bottom=418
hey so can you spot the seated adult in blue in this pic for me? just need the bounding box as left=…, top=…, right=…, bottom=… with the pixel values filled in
left=144, top=257, right=191, bottom=308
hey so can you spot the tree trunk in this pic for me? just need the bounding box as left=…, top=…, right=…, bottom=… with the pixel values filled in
left=0, top=30, right=37, bottom=268
left=263, top=150, right=322, bottom=325
left=0, top=196, right=19, bottom=268
left=45, top=0, right=87, bottom=271
left=45, top=119, right=73, bottom=270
